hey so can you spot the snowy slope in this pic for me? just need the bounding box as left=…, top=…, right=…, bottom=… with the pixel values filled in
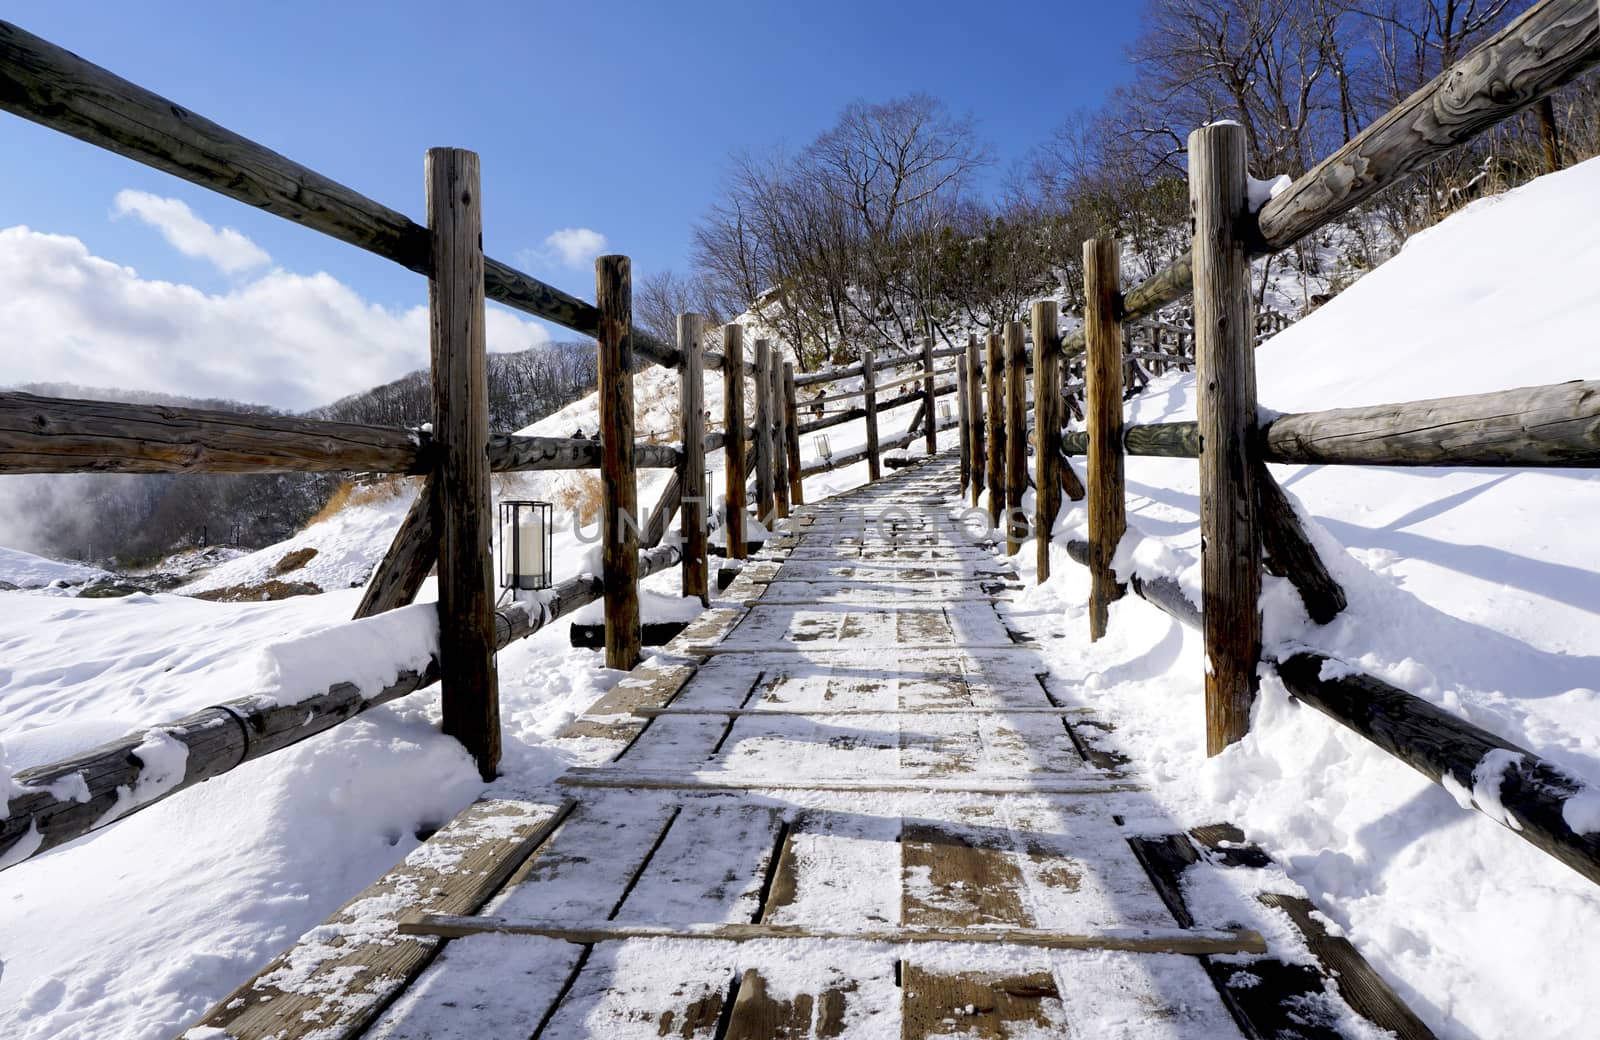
left=0, top=545, right=111, bottom=589
left=1013, top=156, right=1600, bottom=1040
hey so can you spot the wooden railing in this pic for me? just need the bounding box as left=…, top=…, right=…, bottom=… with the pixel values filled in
left=0, top=13, right=967, bottom=871
left=949, top=0, right=1600, bottom=887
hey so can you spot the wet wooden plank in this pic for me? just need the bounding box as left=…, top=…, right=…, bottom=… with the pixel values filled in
left=724, top=969, right=854, bottom=1040
left=901, top=965, right=1068, bottom=1039
left=901, top=822, right=1033, bottom=927
left=188, top=798, right=568, bottom=1040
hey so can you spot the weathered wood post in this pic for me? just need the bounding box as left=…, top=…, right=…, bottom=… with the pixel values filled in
left=722, top=325, right=748, bottom=559
left=1084, top=236, right=1127, bottom=641
left=678, top=313, right=708, bottom=605
left=783, top=362, right=804, bottom=507
left=984, top=331, right=1005, bottom=526
left=861, top=346, right=881, bottom=482
left=1032, top=300, right=1061, bottom=583
left=1191, top=122, right=1261, bottom=755
left=956, top=362, right=971, bottom=496
left=967, top=333, right=985, bottom=508
left=770, top=349, right=790, bottom=520
left=597, top=254, right=641, bottom=672
left=427, top=148, right=498, bottom=780
left=921, top=335, right=938, bottom=455
left=753, top=338, right=775, bottom=526
left=1004, top=321, right=1028, bottom=554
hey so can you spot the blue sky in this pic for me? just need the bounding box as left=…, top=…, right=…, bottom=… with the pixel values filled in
left=0, top=1, right=1143, bottom=406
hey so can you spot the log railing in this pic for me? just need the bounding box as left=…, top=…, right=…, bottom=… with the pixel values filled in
left=950, top=0, right=1600, bottom=889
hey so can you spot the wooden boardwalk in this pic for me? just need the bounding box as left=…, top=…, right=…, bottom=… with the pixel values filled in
left=194, top=456, right=1431, bottom=1040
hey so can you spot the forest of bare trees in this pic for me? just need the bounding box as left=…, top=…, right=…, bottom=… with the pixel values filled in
left=676, top=0, right=1598, bottom=369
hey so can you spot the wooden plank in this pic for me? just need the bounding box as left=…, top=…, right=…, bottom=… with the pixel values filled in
left=555, top=771, right=1143, bottom=795
left=770, top=347, right=791, bottom=520
left=680, top=314, right=709, bottom=603
left=754, top=338, right=776, bottom=523
left=633, top=707, right=1093, bottom=717
left=598, top=254, right=642, bottom=671
left=862, top=346, right=881, bottom=481
left=188, top=799, right=568, bottom=1040
left=723, top=324, right=749, bottom=559
left=1032, top=301, right=1062, bottom=582
left=967, top=334, right=985, bottom=508
left=427, top=148, right=498, bottom=780
left=1190, top=123, right=1260, bottom=756
left=1084, top=236, right=1126, bottom=641
left=901, top=823, right=1033, bottom=928
left=1003, top=320, right=1028, bottom=554
left=399, top=916, right=1267, bottom=954
left=984, top=331, right=1005, bottom=527
left=901, top=965, right=1067, bottom=1040
left=724, top=969, right=852, bottom=1040
left=783, top=362, right=805, bottom=507
left=354, top=479, right=436, bottom=618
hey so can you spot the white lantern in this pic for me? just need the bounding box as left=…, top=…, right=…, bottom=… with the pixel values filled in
left=814, top=434, right=832, bottom=463
left=499, top=500, right=552, bottom=591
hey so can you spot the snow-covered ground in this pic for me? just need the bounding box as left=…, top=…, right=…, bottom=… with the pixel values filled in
left=0, top=545, right=111, bottom=589
left=1, top=157, right=1597, bottom=1038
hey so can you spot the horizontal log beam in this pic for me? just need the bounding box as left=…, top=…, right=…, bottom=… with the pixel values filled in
left=0, top=541, right=684, bottom=873
left=1277, top=653, right=1600, bottom=888
left=796, top=383, right=959, bottom=437
left=1060, top=381, right=1600, bottom=467
left=800, top=414, right=957, bottom=478
left=794, top=362, right=865, bottom=388
left=0, top=393, right=679, bottom=474
left=1063, top=539, right=1200, bottom=628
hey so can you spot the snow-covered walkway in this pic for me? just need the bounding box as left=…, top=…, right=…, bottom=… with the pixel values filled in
left=197, top=455, right=1431, bottom=1038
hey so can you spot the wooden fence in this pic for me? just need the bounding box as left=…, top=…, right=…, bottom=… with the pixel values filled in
left=0, top=19, right=958, bottom=872
left=948, top=0, right=1600, bottom=887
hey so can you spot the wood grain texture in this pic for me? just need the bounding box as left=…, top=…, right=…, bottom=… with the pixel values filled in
left=722, top=325, right=748, bottom=559
left=1257, top=463, right=1347, bottom=624
left=770, top=348, right=791, bottom=519
left=957, top=362, right=971, bottom=495
left=188, top=799, right=567, bottom=1040
left=902, top=966, right=1066, bottom=1040
left=783, top=363, right=805, bottom=507
left=597, top=255, right=641, bottom=672
left=861, top=347, right=881, bottom=482
left=921, top=336, right=939, bottom=454
left=1276, top=653, right=1600, bottom=888
left=427, top=148, right=498, bottom=781
left=354, top=478, right=437, bottom=619
left=1032, top=301, right=1062, bottom=582
left=1004, top=321, right=1028, bottom=554
left=753, top=338, right=776, bottom=523
left=1257, top=0, right=1600, bottom=250
left=1084, top=237, right=1127, bottom=641
left=1264, top=379, right=1600, bottom=466
left=984, top=331, right=1005, bottom=526
left=967, top=334, right=985, bottom=507
left=679, top=314, right=709, bottom=603
left=1191, top=124, right=1261, bottom=756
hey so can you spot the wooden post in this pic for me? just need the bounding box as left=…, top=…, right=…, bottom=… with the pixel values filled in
left=678, top=313, right=707, bottom=605
left=426, top=148, right=498, bottom=780
left=770, top=349, right=790, bottom=520
left=967, top=334, right=985, bottom=508
left=1084, top=237, right=1126, bottom=641
left=753, top=338, right=775, bottom=525
left=1004, top=321, right=1028, bottom=555
left=956, top=362, right=971, bottom=496
left=596, top=254, right=640, bottom=672
left=722, top=325, right=748, bottom=559
left=783, top=362, right=804, bottom=507
left=861, top=347, right=881, bottom=481
left=1191, top=122, right=1261, bottom=755
left=921, top=335, right=937, bottom=455
left=1032, top=301, right=1061, bottom=583
left=984, top=331, right=1005, bottom=526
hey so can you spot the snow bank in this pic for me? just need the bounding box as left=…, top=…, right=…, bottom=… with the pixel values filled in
left=1028, top=156, right=1600, bottom=1039
left=0, top=546, right=111, bottom=588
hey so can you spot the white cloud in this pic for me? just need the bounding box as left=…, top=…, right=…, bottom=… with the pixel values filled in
left=538, top=227, right=609, bottom=270
left=112, top=190, right=273, bottom=274
left=0, top=225, right=551, bottom=412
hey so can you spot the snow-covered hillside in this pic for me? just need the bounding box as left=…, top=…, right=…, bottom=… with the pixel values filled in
left=0, top=545, right=111, bottom=589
